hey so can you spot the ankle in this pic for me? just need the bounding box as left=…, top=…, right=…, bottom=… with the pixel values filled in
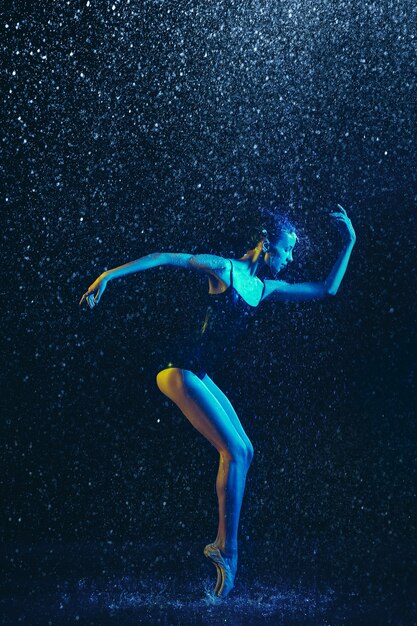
left=219, top=546, right=238, bottom=559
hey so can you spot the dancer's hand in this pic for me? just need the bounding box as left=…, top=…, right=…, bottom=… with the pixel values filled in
left=79, top=273, right=108, bottom=308
left=329, top=205, right=356, bottom=244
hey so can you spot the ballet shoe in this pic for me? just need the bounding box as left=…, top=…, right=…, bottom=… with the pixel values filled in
left=204, top=543, right=222, bottom=594
left=203, top=543, right=236, bottom=598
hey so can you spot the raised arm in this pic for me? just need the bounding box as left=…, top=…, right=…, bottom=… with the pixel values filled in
left=79, top=252, right=229, bottom=308
left=262, top=205, right=356, bottom=303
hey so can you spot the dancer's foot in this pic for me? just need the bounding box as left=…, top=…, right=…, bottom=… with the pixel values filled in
left=203, top=543, right=237, bottom=598
left=203, top=543, right=222, bottom=594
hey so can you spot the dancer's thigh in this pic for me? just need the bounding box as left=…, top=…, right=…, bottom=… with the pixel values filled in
left=156, top=367, right=247, bottom=458
left=201, top=374, right=253, bottom=455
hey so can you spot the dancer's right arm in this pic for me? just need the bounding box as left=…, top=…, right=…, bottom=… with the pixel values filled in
left=79, top=253, right=227, bottom=308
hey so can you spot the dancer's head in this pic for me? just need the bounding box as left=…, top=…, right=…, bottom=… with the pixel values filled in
left=263, top=228, right=297, bottom=274
left=243, top=211, right=298, bottom=275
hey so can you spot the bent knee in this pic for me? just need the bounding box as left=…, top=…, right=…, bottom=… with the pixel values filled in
left=239, top=440, right=255, bottom=466
left=246, top=440, right=255, bottom=464
left=223, top=439, right=254, bottom=466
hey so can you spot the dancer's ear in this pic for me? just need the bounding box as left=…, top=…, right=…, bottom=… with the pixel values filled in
left=261, top=229, right=270, bottom=253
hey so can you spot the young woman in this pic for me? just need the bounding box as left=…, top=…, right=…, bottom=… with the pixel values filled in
left=79, top=205, right=356, bottom=598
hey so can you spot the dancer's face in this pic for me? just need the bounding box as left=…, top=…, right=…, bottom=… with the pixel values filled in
left=265, top=230, right=297, bottom=273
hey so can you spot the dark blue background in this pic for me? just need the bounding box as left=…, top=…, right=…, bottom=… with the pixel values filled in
left=2, top=0, right=416, bottom=623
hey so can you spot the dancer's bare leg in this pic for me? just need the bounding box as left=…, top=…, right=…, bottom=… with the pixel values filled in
left=156, top=367, right=254, bottom=596
left=201, top=374, right=254, bottom=556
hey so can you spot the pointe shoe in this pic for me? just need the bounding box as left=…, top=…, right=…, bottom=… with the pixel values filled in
left=203, top=543, right=222, bottom=594
left=203, top=543, right=235, bottom=598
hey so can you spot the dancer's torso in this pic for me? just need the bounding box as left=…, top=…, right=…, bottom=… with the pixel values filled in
left=162, top=259, right=264, bottom=378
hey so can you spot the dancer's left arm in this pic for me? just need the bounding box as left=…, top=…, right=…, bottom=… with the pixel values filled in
left=262, top=205, right=356, bottom=302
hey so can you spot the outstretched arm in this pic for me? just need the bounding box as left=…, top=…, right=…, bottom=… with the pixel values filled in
left=79, top=252, right=228, bottom=308
left=106, top=252, right=194, bottom=279
left=262, top=205, right=356, bottom=303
